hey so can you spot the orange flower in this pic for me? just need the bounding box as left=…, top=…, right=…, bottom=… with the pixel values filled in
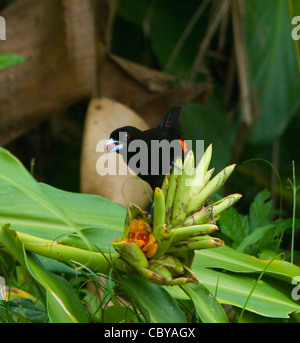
left=125, top=217, right=158, bottom=258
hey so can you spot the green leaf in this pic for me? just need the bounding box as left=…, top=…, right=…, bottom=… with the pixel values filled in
left=0, top=147, right=125, bottom=242
left=25, top=253, right=89, bottom=323
left=5, top=298, right=46, bottom=323
left=0, top=182, right=125, bottom=240
left=248, top=189, right=273, bottom=231
left=118, top=274, right=187, bottom=323
left=195, top=246, right=300, bottom=283
left=103, top=303, right=135, bottom=323
left=0, top=148, right=79, bottom=234
left=59, top=227, right=121, bottom=253
left=0, top=53, right=26, bottom=70
left=0, top=225, right=89, bottom=323
left=218, top=189, right=287, bottom=253
left=245, top=0, right=300, bottom=143
left=192, top=265, right=300, bottom=318
left=0, top=224, right=26, bottom=268
left=218, top=207, right=249, bottom=245
left=236, top=218, right=299, bottom=254
left=181, top=283, right=228, bottom=323
left=235, top=224, right=276, bottom=253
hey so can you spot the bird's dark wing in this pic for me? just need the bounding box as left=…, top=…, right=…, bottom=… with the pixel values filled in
left=157, top=107, right=181, bottom=129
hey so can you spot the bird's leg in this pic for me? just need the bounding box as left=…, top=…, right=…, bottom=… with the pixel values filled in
left=171, top=160, right=183, bottom=171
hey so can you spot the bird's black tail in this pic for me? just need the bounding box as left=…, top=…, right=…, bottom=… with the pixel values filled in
left=157, top=107, right=181, bottom=129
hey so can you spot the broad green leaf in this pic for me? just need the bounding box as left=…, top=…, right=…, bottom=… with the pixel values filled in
left=0, top=182, right=125, bottom=240
left=235, top=224, right=276, bottom=253
left=5, top=299, right=46, bottom=323
left=59, top=227, right=120, bottom=253
left=25, top=253, right=88, bottom=323
left=195, top=246, right=300, bottom=283
left=36, top=255, right=79, bottom=275
left=119, top=274, right=187, bottom=323
left=0, top=147, right=125, bottom=243
left=0, top=225, right=89, bottom=323
left=163, top=285, right=190, bottom=300
left=0, top=148, right=80, bottom=234
left=192, top=266, right=300, bottom=318
left=103, top=303, right=135, bottom=323
left=0, top=53, right=26, bottom=70
left=0, top=224, right=26, bottom=268
left=218, top=207, right=249, bottom=245
left=218, top=189, right=297, bottom=254
left=235, top=219, right=298, bottom=254
left=248, top=189, right=273, bottom=231
left=245, top=0, right=300, bottom=143
left=181, top=283, right=228, bottom=323
left=39, top=183, right=125, bottom=234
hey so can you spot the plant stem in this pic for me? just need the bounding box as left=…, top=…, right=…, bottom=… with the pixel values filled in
left=170, top=224, right=218, bottom=242
left=16, top=231, right=117, bottom=274
left=289, top=161, right=297, bottom=264
left=239, top=258, right=274, bottom=322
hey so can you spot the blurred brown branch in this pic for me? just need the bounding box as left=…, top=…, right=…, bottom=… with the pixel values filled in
left=0, top=0, right=97, bottom=146
left=0, top=0, right=211, bottom=147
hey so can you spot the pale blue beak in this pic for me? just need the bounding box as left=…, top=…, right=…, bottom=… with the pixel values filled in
left=104, top=138, right=124, bottom=153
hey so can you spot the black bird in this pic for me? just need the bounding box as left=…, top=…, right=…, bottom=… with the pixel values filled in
left=104, top=107, right=186, bottom=190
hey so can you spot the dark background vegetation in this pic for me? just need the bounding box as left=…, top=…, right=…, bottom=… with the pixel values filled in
left=1, top=0, right=299, bottom=251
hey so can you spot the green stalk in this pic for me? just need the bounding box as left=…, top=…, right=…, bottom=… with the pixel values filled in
left=161, top=175, right=170, bottom=199
left=191, top=168, right=215, bottom=197
left=288, top=161, right=298, bottom=264
left=208, top=193, right=243, bottom=218
left=170, top=224, right=218, bottom=242
left=154, top=187, right=166, bottom=230
left=152, top=255, right=185, bottom=276
left=239, top=258, right=275, bottom=322
left=171, top=150, right=195, bottom=226
left=16, top=231, right=116, bottom=274
left=167, top=237, right=224, bottom=252
left=152, top=223, right=172, bottom=258
left=165, top=158, right=182, bottom=226
left=184, top=194, right=242, bottom=226
left=112, top=238, right=149, bottom=269
left=184, top=207, right=210, bottom=226
left=149, top=263, right=173, bottom=283
left=189, top=144, right=213, bottom=196
left=187, top=164, right=236, bottom=214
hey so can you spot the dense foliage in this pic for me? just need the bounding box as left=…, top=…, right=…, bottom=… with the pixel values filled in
left=0, top=0, right=299, bottom=323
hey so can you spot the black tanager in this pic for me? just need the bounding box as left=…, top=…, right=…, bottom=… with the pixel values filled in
left=105, top=107, right=186, bottom=190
